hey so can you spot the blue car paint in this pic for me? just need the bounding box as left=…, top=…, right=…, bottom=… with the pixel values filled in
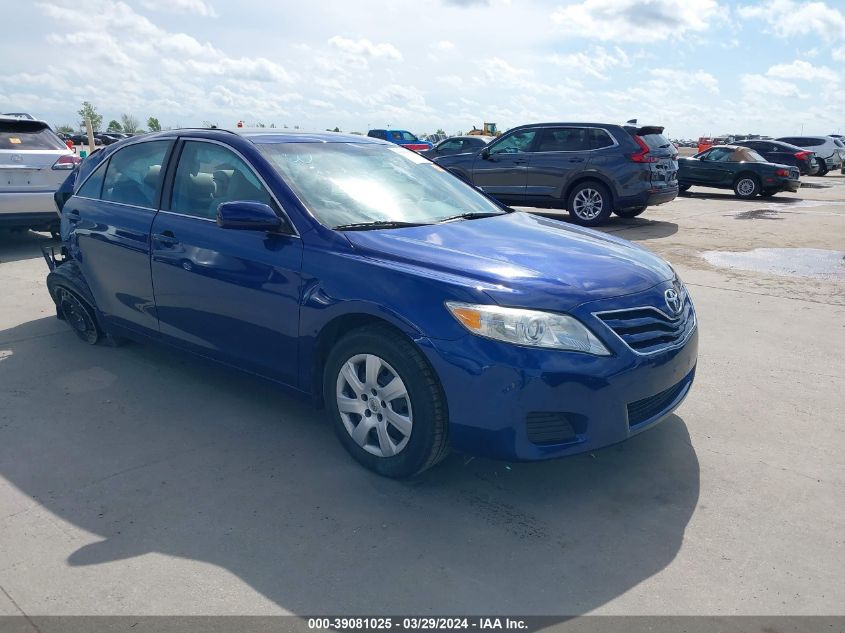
left=53, top=129, right=697, bottom=462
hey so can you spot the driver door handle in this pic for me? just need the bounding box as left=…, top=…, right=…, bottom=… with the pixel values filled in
left=153, top=230, right=179, bottom=246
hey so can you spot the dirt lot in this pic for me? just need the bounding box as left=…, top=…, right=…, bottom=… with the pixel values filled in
left=0, top=176, right=843, bottom=617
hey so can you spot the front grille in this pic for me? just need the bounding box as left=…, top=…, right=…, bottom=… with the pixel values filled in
left=526, top=412, right=578, bottom=445
left=595, top=300, right=695, bottom=354
left=627, top=375, right=690, bottom=427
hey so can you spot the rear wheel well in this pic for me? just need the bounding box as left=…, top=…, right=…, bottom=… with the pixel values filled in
left=311, top=314, right=414, bottom=407
left=563, top=177, right=615, bottom=209
left=733, top=171, right=759, bottom=185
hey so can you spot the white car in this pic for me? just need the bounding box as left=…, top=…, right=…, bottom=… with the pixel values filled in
left=776, top=135, right=845, bottom=176
left=1, top=115, right=80, bottom=234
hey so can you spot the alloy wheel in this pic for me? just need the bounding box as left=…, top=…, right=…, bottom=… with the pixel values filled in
left=736, top=178, right=756, bottom=197
left=572, top=188, right=604, bottom=220
left=335, top=353, right=413, bottom=457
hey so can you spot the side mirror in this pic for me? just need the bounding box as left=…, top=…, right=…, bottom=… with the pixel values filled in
left=216, top=201, right=283, bottom=231
left=480, top=147, right=490, bottom=159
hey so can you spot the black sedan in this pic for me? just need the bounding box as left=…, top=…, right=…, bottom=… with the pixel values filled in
left=419, top=135, right=494, bottom=160
left=678, top=145, right=800, bottom=199
left=734, top=139, right=817, bottom=175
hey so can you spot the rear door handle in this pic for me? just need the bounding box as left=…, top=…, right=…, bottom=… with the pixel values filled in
left=513, top=159, right=528, bottom=165
left=568, top=158, right=586, bottom=163
left=153, top=230, right=179, bottom=246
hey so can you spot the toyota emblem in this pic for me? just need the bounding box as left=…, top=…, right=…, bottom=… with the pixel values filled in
left=664, top=288, right=683, bottom=315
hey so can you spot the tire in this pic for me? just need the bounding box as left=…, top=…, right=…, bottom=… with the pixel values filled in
left=567, top=181, right=613, bottom=226
left=760, top=191, right=777, bottom=198
left=54, top=286, right=100, bottom=345
left=678, top=184, right=691, bottom=193
left=323, top=325, right=449, bottom=478
left=733, top=175, right=760, bottom=199
left=613, top=206, right=646, bottom=218
left=816, top=159, right=828, bottom=176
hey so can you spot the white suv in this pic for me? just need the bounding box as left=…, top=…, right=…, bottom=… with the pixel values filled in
left=776, top=135, right=845, bottom=176
left=1, top=116, right=80, bottom=234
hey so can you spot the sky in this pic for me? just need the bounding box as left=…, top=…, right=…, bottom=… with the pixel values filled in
left=1, top=0, right=844, bottom=139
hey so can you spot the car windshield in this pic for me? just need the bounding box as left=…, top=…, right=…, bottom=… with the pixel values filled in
left=258, top=141, right=506, bottom=228
left=390, top=131, right=418, bottom=142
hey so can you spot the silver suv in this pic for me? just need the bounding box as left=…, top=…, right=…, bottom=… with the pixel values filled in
left=1, top=116, right=80, bottom=234
left=776, top=135, right=845, bottom=176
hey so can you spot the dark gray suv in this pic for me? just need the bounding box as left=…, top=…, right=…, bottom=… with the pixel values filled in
left=434, top=122, right=679, bottom=226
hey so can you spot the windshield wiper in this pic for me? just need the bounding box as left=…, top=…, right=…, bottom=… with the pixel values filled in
left=333, top=220, right=431, bottom=231
left=438, top=211, right=506, bottom=223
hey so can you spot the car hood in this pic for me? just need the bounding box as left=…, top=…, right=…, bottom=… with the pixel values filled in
left=343, top=212, right=674, bottom=311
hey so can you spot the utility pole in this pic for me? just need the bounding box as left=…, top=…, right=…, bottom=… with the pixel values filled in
left=85, top=117, right=95, bottom=152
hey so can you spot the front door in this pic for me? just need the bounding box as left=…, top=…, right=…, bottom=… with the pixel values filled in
left=524, top=126, right=593, bottom=201
left=150, top=139, right=303, bottom=385
left=471, top=129, right=537, bottom=200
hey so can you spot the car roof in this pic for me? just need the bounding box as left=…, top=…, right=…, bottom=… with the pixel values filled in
left=136, top=128, right=389, bottom=146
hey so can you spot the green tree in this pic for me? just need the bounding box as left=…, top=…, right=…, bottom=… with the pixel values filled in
left=147, top=116, right=161, bottom=132
left=107, top=119, right=122, bottom=132
left=436, top=128, right=446, bottom=135
left=56, top=124, right=75, bottom=134
left=77, top=101, right=102, bottom=132
left=120, top=113, right=139, bottom=134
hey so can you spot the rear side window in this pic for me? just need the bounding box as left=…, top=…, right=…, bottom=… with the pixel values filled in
left=102, top=141, right=171, bottom=209
left=77, top=159, right=109, bottom=199
left=0, top=122, right=66, bottom=150
left=834, top=139, right=844, bottom=148
left=535, top=127, right=590, bottom=152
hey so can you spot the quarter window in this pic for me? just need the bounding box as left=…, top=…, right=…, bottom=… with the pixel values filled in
left=77, top=159, right=109, bottom=199
left=170, top=141, right=274, bottom=220
left=589, top=128, right=615, bottom=150
left=102, top=141, right=172, bottom=208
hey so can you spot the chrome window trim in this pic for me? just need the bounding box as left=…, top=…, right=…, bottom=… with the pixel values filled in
left=591, top=302, right=697, bottom=357
left=72, top=194, right=157, bottom=212
left=172, top=137, right=300, bottom=238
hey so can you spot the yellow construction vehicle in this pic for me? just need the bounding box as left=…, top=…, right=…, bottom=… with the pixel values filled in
left=467, top=122, right=500, bottom=137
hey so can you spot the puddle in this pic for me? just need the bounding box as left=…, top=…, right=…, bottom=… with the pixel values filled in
left=702, top=248, right=845, bottom=280
left=734, top=209, right=784, bottom=220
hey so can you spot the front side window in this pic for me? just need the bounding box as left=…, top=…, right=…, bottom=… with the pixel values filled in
left=102, top=141, right=171, bottom=208
left=170, top=141, right=273, bottom=220
left=258, top=142, right=506, bottom=229
left=488, top=130, right=537, bottom=155
left=701, top=147, right=734, bottom=162
left=77, top=159, right=109, bottom=199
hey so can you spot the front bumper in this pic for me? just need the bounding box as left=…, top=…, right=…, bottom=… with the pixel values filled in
left=420, top=282, right=698, bottom=461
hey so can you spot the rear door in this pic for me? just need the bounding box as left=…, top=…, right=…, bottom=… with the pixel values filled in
left=67, top=139, right=174, bottom=336
left=470, top=128, right=537, bottom=200
left=524, top=126, right=591, bottom=201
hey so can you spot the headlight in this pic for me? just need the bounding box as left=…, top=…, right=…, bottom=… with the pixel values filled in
left=445, top=302, right=610, bottom=355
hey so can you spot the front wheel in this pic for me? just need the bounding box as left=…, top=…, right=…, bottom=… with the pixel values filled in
left=567, top=182, right=613, bottom=226
left=734, top=176, right=760, bottom=199
left=323, top=325, right=449, bottom=478
left=678, top=184, right=691, bottom=193
left=613, top=206, right=646, bottom=218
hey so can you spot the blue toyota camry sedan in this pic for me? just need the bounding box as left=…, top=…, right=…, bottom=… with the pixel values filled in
left=46, top=129, right=697, bottom=478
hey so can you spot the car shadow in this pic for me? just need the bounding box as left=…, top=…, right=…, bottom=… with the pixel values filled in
left=0, top=317, right=700, bottom=615
left=679, top=191, right=803, bottom=203
left=526, top=209, right=679, bottom=241
left=0, top=230, right=58, bottom=265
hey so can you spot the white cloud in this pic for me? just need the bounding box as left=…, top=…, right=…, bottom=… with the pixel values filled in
left=767, top=59, right=840, bottom=83
left=741, top=74, right=806, bottom=99
left=547, top=47, right=630, bottom=80
left=327, top=36, right=403, bottom=64
left=738, top=0, right=845, bottom=40
left=651, top=68, right=720, bottom=93
left=140, top=0, right=217, bottom=17
left=551, top=0, right=726, bottom=42
left=432, top=40, right=455, bottom=51
left=834, top=46, right=845, bottom=62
